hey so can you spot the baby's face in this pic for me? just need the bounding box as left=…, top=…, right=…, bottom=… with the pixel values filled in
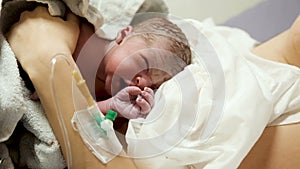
left=103, top=36, right=153, bottom=95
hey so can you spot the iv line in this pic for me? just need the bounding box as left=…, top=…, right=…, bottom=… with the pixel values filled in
left=50, top=53, right=74, bottom=169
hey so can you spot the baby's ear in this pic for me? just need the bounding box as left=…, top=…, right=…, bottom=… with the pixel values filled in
left=115, top=26, right=133, bottom=44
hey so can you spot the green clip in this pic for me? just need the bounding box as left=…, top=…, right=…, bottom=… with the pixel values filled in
left=93, top=113, right=107, bottom=136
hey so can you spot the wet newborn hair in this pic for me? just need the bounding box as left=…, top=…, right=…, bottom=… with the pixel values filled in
left=132, top=17, right=192, bottom=66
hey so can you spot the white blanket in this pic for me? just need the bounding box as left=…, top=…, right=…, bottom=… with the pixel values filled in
left=126, top=19, right=300, bottom=169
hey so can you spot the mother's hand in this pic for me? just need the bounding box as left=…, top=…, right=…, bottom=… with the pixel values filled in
left=6, top=6, right=80, bottom=62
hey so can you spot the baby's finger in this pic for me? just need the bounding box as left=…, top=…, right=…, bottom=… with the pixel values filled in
left=141, top=91, right=154, bottom=107
left=136, top=96, right=151, bottom=115
left=141, top=88, right=154, bottom=107
left=143, top=87, right=154, bottom=95
left=125, top=86, right=142, bottom=96
left=123, top=105, right=140, bottom=119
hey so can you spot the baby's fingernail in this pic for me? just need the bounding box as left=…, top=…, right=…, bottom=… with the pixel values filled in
left=137, top=94, right=142, bottom=100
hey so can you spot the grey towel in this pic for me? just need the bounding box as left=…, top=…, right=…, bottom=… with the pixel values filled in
left=0, top=1, right=67, bottom=168
left=0, top=143, right=14, bottom=169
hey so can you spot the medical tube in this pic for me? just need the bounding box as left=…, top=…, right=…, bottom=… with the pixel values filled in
left=50, top=53, right=73, bottom=169
left=49, top=53, right=122, bottom=166
left=71, top=69, right=123, bottom=164
left=72, top=70, right=94, bottom=106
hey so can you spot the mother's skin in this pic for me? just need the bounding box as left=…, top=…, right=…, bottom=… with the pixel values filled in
left=239, top=15, right=300, bottom=169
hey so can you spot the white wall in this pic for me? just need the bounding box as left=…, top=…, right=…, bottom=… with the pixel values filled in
left=164, top=0, right=266, bottom=23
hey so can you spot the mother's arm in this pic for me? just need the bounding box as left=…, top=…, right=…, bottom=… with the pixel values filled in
left=239, top=123, right=300, bottom=169
left=6, top=6, right=137, bottom=169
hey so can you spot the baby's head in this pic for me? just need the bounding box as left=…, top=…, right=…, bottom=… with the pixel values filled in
left=131, top=17, right=192, bottom=88
left=102, top=17, right=191, bottom=94
left=131, top=17, right=191, bottom=66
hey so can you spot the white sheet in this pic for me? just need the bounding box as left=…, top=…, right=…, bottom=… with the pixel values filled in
left=125, top=18, right=300, bottom=169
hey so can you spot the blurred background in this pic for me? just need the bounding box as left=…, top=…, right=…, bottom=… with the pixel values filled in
left=164, top=0, right=300, bottom=42
left=164, top=0, right=264, bottom=23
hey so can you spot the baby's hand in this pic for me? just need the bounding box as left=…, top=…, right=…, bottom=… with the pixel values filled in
left=110, top=86, right=154, bottom=119
left=136, top=87, right=154, bottom=116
